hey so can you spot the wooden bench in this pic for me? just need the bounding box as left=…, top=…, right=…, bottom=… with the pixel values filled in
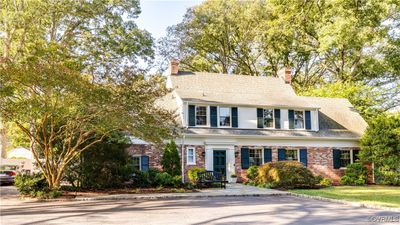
left=197, top=171, right=228, bottom=189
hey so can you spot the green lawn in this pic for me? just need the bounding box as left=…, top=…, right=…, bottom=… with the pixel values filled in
left=289, top=185, right=400, bottom=208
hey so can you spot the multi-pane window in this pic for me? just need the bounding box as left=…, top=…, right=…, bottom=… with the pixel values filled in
left=219, top=107, right=231, bottom=127
left=294, top=110, right=304, bottom=129
left=132, top=156, right=140, bottom=171
left=340, top=150, right=351, bottom=168
left=196, top=106, right=207, bottom=126
left=285, top=149, right=299, bottom=161
left=187, top=148, right=195, bottom=165
left=249, top=149, right=263, bottom=166
left=263, top=109, right=274, bottom=128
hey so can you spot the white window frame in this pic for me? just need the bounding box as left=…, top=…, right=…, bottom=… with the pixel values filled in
left=186, top=147, right=196, bottom=165
left=263, top=108, right=275, bottom=129
left=339, top=149, right=357, bottom=169
left=218, top=106, right=232, bottom=128
left=132, top=155, right=141, bottom=171
left=195, top=105, right=209, bottom=127
left=285, top=149, right=300, bottom=162
left=249, top=148, right=264, bottom=166
left=293, top=110, right=305, bottom=130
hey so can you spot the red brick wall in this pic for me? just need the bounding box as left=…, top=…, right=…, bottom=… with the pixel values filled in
left=127, top=144, right=368, bottom=184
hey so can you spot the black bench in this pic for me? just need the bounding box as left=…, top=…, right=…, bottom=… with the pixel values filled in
left=197, top=171, right=228, bottom=189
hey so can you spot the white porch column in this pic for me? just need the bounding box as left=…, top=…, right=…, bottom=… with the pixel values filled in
left=205, top=149, right=213, bottom=171
left=226, top=148, right=235, bottom=183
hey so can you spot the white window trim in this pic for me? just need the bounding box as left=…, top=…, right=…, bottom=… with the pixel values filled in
left=293, top=110, right=306, bottom=130
left=263, top=108, right=275, bottom=129
left=218, top=106, right=232, bottom=128
left=195, top=105, right=209, bottom=127
left=339, top=149, right=356, bottom=169
left=285, top=149, right=300, bottom=162
left=132, top=155, right=141, bottom=171
left=249, top=147, right=264, bottom=166
left=186, top=147, right=196, bottom=165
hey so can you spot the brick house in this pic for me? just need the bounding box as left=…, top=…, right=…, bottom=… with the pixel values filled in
left=128, top=60, right=368, bottom=183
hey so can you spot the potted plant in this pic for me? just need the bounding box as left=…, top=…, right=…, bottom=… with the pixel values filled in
left=230, top=174, right=238, bottom=183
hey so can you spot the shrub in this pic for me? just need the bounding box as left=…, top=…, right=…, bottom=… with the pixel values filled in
left=161, top=140, right=181, bottom=176
left=172, top=175, right=183, bottom=187
left=131, top=168, right=161, bottom=188
left=257, top=161, right=317, bottom=189
left=246, top=165, right=259, bottom=181
left=188, top=167, right=206, bottom=184
left=319, top=178, right=333, bottom=187
left=155, top=172, right=173, bottom=187
left=14, top=173, right=55, bottom=198
left=375, top=166, right=400, bottom=186
left=340, top=162, right=367, bottom=185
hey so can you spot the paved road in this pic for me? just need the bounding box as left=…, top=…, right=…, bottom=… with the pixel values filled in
left=1, top=194, right=398, bottom=225
left=0, top=184, right=18, bottom=199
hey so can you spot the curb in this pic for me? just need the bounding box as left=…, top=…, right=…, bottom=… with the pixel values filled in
left=74, top=192, right=291, bottom=201
left=288, top=192, right=400, bottom=213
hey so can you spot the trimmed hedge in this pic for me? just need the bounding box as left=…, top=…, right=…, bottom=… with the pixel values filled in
left=246, top=165, right=259, bottom=181
left=257, top=161, right=317, bottom=189
left=340, top=162, right=368, bottom=185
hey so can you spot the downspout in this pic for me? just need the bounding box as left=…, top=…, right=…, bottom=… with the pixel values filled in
left=181, top=133, right=185, bottom=183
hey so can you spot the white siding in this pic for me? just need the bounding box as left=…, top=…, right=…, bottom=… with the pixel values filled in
left=281, top=109, right=289, bottom=129
left=238, top=107, right=257, bottom=128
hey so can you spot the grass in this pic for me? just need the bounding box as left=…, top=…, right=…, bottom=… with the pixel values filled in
left=289, top=185, right=400, bottom=208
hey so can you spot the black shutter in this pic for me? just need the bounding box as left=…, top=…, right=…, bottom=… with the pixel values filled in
left=278, top=149, right=286, bottom=161
left=264, top=148, right=272, bottom=163
left=210, top=106, right=218, bottom=127
left=333, top=149, right=341, bottom=169
left=305, top=110, right=311, bottom=130
left=188, top=105, right=195, bottom=126
left=232, top=107, right=238, bottom=128
left=141, top=155, right=149, bottom=171
left=352, top=149, right=360, bottom=162
left=241, top=148, right=250, bottom=169
left=274, top=109, right=280, bottom=129
left=257, top=108, right=263, bottom=128
left=300, top=149, right=308, bottom=166
left=288, top=110, right=294, bottom=129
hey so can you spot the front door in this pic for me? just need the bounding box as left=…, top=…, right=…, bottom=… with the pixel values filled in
left=213, top=150, right=226, bottom=176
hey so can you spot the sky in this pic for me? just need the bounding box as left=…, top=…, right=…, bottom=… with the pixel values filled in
left=135, top=0, right=203, bottom=39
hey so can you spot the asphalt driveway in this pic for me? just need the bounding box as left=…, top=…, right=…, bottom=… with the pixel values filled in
left=1, top=195, right=398, bottom=225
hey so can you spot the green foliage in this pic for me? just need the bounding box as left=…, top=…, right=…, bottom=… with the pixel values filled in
left=161, top=141, right=181, bottom=176
left=14, top=173, right=60, bottom=198
left=159, top=0, right=400, bottom=111
left=257, top=161, right=317, bottom=189
left=187, top=167, right=206, bottom=184
left=246, top=165, right=259, bottom=181
left=155, top=172, right=173, bottom=187
left=131, top=168, right=161, bottom=188
left=374, top=166, right=400, bottom=186
left=319, top=178, right=333, bottom=187
left=64, top=132, right=133, bottom=189
left=340, top=163, right=368, bottom=185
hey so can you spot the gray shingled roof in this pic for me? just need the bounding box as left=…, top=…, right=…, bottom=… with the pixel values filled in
left=162, top=71, right=367, bottom=139
left=170, top=71, right=319, bottom=109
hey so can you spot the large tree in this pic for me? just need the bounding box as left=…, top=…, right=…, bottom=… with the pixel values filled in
left=157, top=0, right=400, bottom=113
left=0, top=0, right=178, bottom=189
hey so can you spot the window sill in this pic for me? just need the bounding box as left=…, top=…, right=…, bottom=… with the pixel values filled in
left=187, top=163, right=196, bottom=166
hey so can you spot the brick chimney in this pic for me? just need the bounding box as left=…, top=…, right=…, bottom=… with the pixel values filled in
left=169, top=59, right=179, bottom=75
left=277, top=67, right=292, bottom=84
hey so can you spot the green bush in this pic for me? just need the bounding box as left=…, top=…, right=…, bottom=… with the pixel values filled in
left=14, top=173, right=61, bottom=198
left=340, top=162, right=367, bottom=185
left=375, top=166, right=400, bottom=186
left=132, top=168, right=161, bottom=188
left=172, top=175, right=183, bottom=187
left=155, top=172, right=173, bottom=187
left=319, top=178, right=333, bottom=187
left=257, top=161, right=317, bottom=189
left=188, top=167, right=206, bottom=184
left=246, top=165, right=259, bottom=181
left=161, top=140, right=181, bottom=176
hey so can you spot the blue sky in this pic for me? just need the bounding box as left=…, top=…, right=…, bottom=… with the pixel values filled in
left=136, top=0, right=203, bottom=39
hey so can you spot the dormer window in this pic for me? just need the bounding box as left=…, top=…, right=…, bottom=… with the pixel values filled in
left=196, top=106, right=207, bottom=126
left=294, top=110, right=305, bottom=129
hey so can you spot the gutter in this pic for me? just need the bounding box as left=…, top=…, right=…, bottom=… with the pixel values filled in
left=183, top=133, right=361, bottom=141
